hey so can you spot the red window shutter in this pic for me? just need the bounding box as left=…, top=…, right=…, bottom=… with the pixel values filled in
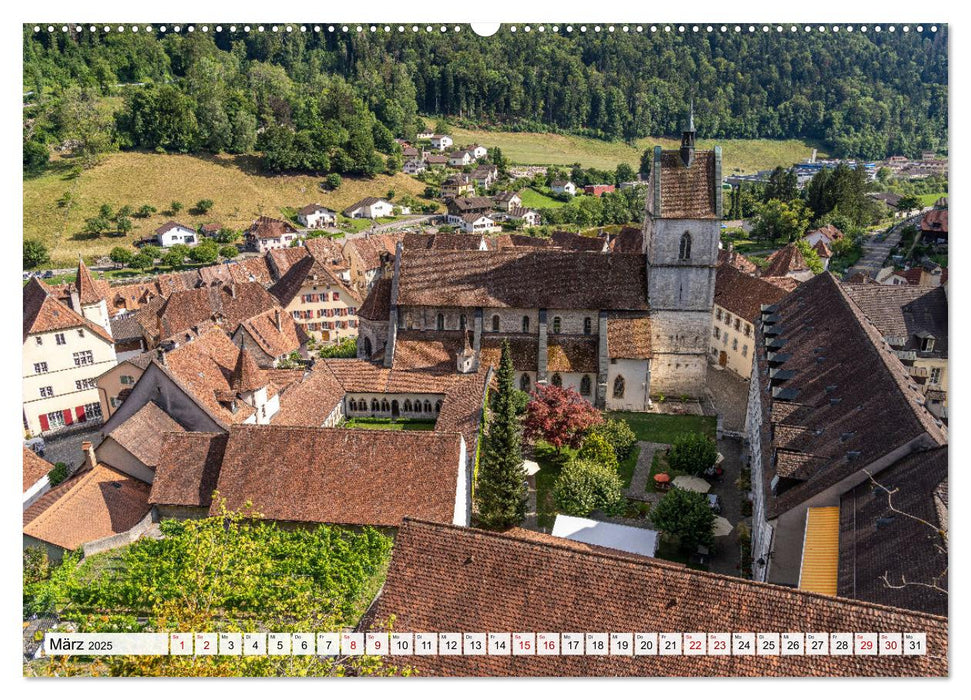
left=39, top=414, right=49, bottom=432
left=63, top=409, right=73, bottom=426
left=76, top=405, right=86, bottom=422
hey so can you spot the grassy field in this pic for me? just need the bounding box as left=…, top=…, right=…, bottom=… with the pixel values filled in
left=518, top=187, right=568, bottom=209
left=917, top=192, right=948, bottom=207
left=341, top=417, right=436, bottom=431
left=605, top=412, right=716, bottom=444
left=447, top=125, right=826, bottom=176
left=24, top=151, right=432, bottom=266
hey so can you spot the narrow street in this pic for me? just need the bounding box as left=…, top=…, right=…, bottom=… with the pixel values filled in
left=845, top=213, right=922, bottom=280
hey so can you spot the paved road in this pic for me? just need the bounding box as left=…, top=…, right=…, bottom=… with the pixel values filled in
left=845, top=213, right=922, bottom=280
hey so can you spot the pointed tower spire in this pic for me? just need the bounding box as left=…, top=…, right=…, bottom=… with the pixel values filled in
left=231, top=339, right=266, bottom=394
left=75, top=255, right=102, bottom=306
left=680, top=98, right=697, bottom=167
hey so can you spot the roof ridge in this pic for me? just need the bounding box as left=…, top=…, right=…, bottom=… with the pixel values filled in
left=399, top=518, right=948, bottom=622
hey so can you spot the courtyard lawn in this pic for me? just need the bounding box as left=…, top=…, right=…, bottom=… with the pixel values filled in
left=606, top=412, right=716, bottom=444
left=340, top=417, right=436, bottom=431
left=533, top=442, right=575, bottom=531
left=617, top=444, right=642, bottom=490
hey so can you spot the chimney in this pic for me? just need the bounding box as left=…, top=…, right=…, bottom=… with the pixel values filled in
left=274, top=309, right=283, bottom=332
left=82, top=441, right=96, bottom=471
left=229, top=283, right=237, bottom=299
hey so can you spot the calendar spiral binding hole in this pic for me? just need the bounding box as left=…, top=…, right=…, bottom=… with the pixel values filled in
left=32, top=24, right=939, bottom=35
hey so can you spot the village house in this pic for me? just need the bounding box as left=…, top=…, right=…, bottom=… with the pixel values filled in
left=441, top=174, right=476, bottom=199
left=429, top=134, right=453, bottom=151
left=745, top=273, right=947, bottom=616
left=199, top=223, right=222, bottom=239
left=402, top=146, right=420, bottom=159
left=342, top=197, right=394, bottom=220
left=342, top=232, right=403, bottom=292
left=471, top=163, right=498, bottom=188
left=445, top=196, right=495, bottom=222
left=361, top=519, right=947, bottom=677
left=762, top=242, right=815, bottom=281
left=455, top=213, right=501, bottom=234
left=919, top=208, right=948, bottom=244
left=802, top=223, right=844, bottom=248
left=296, top=203, right=337, bottom=229
left=95, top=329, right=300, bottom=451
left=131, top=281, right=281, bottom=349
left=550, top=180, right=577, bottom=196
left=710, top=263, right=788, bottom=378
left=403, top=157, right=426, bottom=175
left=492, top=191, right=522, bottom=211
left=268, top=250, right=362, bottom=343
left=584, top=183, right=616, bottom=197
left=811, top=240, right=833, bottom=270
left=424, top=154, right=448, bottom=168
left=23, top=277, right=118, bottom=436
left=359, top=116, right=722, bottom=407
left=448, top=149, right=475, bottom=168
left=154, top=221, right=198, bottom=248
left=500, top=206, right=541, bottom=228
left=96, top=350, right=154, bottom=418
left=23, top=441, right=152, bottom=563
left=843, top=283, right=949, bottom=419
left=245, top=216, right=301, bottom=252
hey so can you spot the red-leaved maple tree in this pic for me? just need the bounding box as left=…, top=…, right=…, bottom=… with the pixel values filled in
left=523, top=384, right=603, bottom=451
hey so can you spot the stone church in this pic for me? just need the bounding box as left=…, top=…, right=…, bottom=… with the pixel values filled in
left=357, top=116, right=721, bottom=411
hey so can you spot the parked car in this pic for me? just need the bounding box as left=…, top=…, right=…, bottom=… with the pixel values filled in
left=707, top=493, right=722, bottom=514
left=42, top=270, right=54, bottom=278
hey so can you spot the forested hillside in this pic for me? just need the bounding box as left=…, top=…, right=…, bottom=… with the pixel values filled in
left=23, top=24, right=947, bottom=174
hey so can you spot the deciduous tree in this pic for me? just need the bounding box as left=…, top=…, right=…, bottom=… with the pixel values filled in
left=523, top=384, right=603, bottom=451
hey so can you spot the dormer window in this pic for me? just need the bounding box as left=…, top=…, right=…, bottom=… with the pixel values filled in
left=921, top=335, right=936, bottom=352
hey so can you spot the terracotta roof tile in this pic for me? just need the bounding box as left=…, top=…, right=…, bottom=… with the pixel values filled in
left=149, top=432, right=229, bottom=508
left=23, top=278, right=113, bottom=343
left=357, top=278, right=393, bottom=321
left=763, top=243, right=810, bottom=278
left=717, top=247, right=759, bottom=275
left=756, top=274, right=946, bottom=519
left=843, top=284, right=948, bottom=357
left=212, top=425, right=464, bottom=526
left=655, top=150, right=717, bottom=219
left=343, top=233, right=403, bottom=271
left=23, top=447, right=52, bottom=493
left=75, top=259, right=104, bottom=305
left=364, top=520, right=947, bottom=676
left=609, top=226, right=644, bottom=253
left=247, top=216, right=298, bottom=240
left=105, top=401, right=185, bottom=470
left=606, top=314, right=653, bottom=359
left=714, top=264, right=790, bottom=323
left=547, top=337, right=598, bottom=372
left=23, top=465, right=151, bottom=551
left=403, top=233, right=485, bottom=251
left=479, top=335, right=538, bottom=371
left=238, top=308, right=307, bottom=359
left=551, top=231, right=607, bottom=252
left=397, top=250, right=648, bottom=310
left=839, top=446, right=947, bottom=616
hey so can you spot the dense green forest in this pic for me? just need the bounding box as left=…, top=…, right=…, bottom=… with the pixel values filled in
left=23, top=25, right=948, bottom=176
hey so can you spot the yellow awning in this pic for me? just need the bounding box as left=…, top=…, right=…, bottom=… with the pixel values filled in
left=798, top=506, right=840, bottom=595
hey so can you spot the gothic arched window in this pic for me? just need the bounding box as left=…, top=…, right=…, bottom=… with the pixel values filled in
left=435, top=400, right=443, bottom=413
left=424, top=400, right=432, bottom=413
left=613, top=375, right=626, bottom=399
left=551, top=373, right=563, bottom=388
left=580, top=375, right=592, bottom=396
left=381, top=399, right=390, bottom=412
left=522, top=316, right=530, bottom=333
left=492, top=314, right=500, bottom=332
left=679, top=232, right=692, bottom=260
left=371, top=399, right=380, bottom=412
left=520, top=373, right=531, bottom=392
left=436, top=313, right=445, bottom=331
left=363, top=336, right=372, bottom=357
left=583, top=317, right=592, bottom=335
left=349, top=399, right=357, bottom=411
left=403, top=399, right=412, bottom=412
left=552, top=316, right=562, bottom=334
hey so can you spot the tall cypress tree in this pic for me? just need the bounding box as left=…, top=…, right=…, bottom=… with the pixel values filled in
left=475, top=341, right=527, bottom=529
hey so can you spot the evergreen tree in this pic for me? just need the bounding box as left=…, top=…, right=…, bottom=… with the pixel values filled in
left=475, top=341, right=527, bottom=529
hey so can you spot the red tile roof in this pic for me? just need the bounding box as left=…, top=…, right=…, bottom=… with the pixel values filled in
left=920, top=209, right=947, bottom=234
left=357, top=278, right=393, bottom=321
left=149, top=432, right=229, bottom=508
left=655, top=150, right=717, bottom=219
left=75, top=258, right=104, bottom=305
left=23, top=278, right=113, bottom=343
left=23, top=447, right=52, bottom=493
left=104, top=401, right=185, bottom=470
left=23, top=465, right=151, bottom=551
left=605, top=314, right=653, bottom=359
left=763, top=243, right=810, bottom=278
left=247, top=216, right=298, bottom=240
left=397, top=250, right=648, bottom=310
left=364, top=519, right=947, bottom=676
left=212, top=425, right=465, bottom=526
left=714, top=263, right=790, bottom=323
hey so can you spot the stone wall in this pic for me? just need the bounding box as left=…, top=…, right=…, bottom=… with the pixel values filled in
left=648, top=309, right=712, bottom=397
